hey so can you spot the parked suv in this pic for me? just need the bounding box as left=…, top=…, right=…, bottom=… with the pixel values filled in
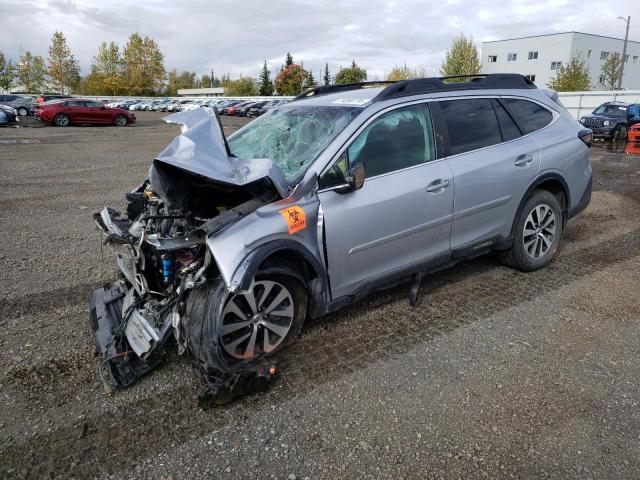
left=91, top=74, right=592, bottom=400
left=580, top=101, right=640, bottom=139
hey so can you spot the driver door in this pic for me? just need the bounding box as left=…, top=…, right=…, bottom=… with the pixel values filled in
left=318, top=103, right=454, bottom=299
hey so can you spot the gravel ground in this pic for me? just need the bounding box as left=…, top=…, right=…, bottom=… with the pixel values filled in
left=1, top=112, right=639, bottom=479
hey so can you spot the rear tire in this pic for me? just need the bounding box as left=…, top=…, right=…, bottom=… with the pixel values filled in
left=615, top=126, right=627, bottom=140
left=502, top=190, right=562, bottom=271
left=114, top=114, right=127, bottom=126
left=54, top=113, right=70, bottom=127
left=17, top=107, right=28, bottom=116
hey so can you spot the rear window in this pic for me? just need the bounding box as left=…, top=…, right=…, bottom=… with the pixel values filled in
left=439, top=99, right=502, bottom=155
left=501, top=98, right=553, bottom=134
left=492, top=100, right=521, bottom=142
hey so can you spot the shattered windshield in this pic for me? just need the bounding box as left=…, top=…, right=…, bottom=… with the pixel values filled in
left=228, top=105, right=361, bottom=181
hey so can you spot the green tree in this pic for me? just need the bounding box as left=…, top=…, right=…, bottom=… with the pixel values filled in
left=122, top=33, right=166, bottom=96
left=275, top=64, right=306, bottom=95
left=257, top=60, right=274, bottom=96
left=440, top=34, right=481, bottom=78
left=285, top=52, right=294, bottom=67
left=323, top=62, right=331, bottom=86
left=386, top=63, right=427, bottom=81
left=303, top=69, right=315, bottom=89
left=226, top=77, right=258, bottom=96
left=334, top=61, right=367, bottom=84
left=17, top=50, right=47, bottom=92
left=600, top=53, right=623, bottom=90
left=165, top=70, right=199, bottom=96
left=0, top=52, right=16, bottom=92
left=94, top=41, right=124, bottom=95
left=547, top=56, right=591, bottom=92
left=47, top=31, right=80, bottom=93
left=200, top=73, right=212, bottom=88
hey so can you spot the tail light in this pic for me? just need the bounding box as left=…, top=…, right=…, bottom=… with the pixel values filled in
left=578, top=128, right=593, bottom=147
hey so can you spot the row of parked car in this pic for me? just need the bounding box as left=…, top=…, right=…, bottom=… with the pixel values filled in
left=104, top=98, right=289, bottom=116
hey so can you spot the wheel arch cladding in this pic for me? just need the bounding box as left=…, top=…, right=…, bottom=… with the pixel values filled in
left=512, top=173, right=570, bottom=237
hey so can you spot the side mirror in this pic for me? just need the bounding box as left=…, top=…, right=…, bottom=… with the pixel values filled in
left=344, top=163, right=365, bottom=190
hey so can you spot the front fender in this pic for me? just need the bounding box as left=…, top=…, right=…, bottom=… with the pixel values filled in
left=206, top=188, right=325, bottom=292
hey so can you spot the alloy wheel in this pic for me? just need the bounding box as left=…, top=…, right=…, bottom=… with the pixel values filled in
left=523, top=204, right=556, bottom=259
left=220, top=279, right=295, bottom=360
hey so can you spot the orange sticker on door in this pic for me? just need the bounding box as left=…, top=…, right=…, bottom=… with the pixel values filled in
left=279, top=206, right=306, bottom=234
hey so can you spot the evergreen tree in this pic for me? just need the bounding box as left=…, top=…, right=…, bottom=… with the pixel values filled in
left=285, top=52, right=294, bottom=67
left=440, top=34, right=481, bottom=78
left=323, top=62, right=331, bottom=86
left=47, top=31, right=80, bottom=93
left=258, top=60, right=274, bottom=96
left=304, top=69, right=315, bottom=89
left=547, top=56, right=591, bottom=91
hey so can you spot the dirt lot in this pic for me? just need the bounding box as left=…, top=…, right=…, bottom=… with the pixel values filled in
left=1, top=112, right=639, bottom=479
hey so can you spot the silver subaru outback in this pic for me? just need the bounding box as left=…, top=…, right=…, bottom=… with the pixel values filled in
left=91, top=74, right=592, bottom=401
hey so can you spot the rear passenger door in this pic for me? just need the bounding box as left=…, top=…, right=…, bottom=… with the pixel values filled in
left=437, top=97, right=544, bottom=253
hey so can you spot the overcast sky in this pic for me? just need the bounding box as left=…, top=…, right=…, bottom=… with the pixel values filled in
left=1, top=0, right=636, bottom=80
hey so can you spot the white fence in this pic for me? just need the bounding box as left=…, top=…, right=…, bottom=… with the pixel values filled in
left=557, top=90, right=640, bottom=120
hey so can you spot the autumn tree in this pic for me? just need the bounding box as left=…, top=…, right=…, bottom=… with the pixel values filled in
left=335, top=61, right=367, bottom=84
left=0, top=52, right=16, bottom=92
left=226, top=77, right=258, bottom=96
left=47, top=31, right=80, bottom=93
left=258, top=60, right=274, bottom=96
left=440, top=34, right=481, bottom=78
left=122, top=33, right=166, bottom=95
left=547, top=55, right=591, bottom=91
left=323, top=62, right=331, bottom=86
left=94, top=41, right=124, bottom=94
left=165, top=70, right=199, bottom=96
left=17, top=50, right=47, bottom=92
left=275, top=64, right=306, bottom=95
left=600, top=53, right=623, bottom=90
left=386, top=63, right=427, bottom=81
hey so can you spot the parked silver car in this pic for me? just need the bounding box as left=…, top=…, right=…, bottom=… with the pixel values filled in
left=91, top=74, right=592, bottom=401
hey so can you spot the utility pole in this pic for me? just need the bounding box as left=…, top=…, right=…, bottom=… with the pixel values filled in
left=617, top=15, right=630, bottom=90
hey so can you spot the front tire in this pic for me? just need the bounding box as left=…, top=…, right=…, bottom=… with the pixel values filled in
left=218, top=271, right=307, bottom=362
left=114, top=114, right=128, bottom=126
left=615, top=126, right=627, bottom=140
left=53, top=113, right=70, bottom=127
left=503, top=190, right=562, bottom=271
left=17, top=107, right=28, bottom=116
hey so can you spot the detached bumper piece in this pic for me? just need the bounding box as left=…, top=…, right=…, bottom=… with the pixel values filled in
left=89, top=282, right=163, bottom=390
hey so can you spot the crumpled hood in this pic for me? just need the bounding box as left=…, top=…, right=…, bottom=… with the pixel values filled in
left=154, top=108, right=289, bottom=198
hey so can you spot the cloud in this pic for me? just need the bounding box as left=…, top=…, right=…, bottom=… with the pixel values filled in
left=0, top=0, right=634, bottom=81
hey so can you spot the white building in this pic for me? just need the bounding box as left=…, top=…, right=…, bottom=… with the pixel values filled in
left=481, top=32, right=640, bottom=90
left=177, top=87, right=225, bottom=97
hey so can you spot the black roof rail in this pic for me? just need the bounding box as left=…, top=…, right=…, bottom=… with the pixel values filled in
left=372, top=74, right=536, bottom=102
left=292, top=81, right=397, bottom=101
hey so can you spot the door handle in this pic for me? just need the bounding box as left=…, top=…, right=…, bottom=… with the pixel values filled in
left=514, top=154, right=534, bottom=167
left=426, top=179, right=450, bottom=192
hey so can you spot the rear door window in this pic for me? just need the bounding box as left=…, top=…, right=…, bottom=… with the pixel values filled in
left=501, top=98, right=553, bottom=134
left=439, top=99, right=502, bottom=155
left=492, top=100, right=522, bottom=142
left=66, top=100, right=85, bottom=107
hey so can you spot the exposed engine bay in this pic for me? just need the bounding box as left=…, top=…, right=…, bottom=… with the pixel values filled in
left=90, top=109, right=291, bottom=404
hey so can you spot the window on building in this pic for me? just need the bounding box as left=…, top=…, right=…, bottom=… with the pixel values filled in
left=550, top=61, right=562, bottom=70
left=634, top=56, right=639, bottom=64
left=624, top=54, right=629, bottom=63
left=599, top=74, right=605, bottom=84
left=525, top=74, right=536, bottom=82
left=587, top=50, right=592, bottom=58
left=439, top=99, right=502, bottom=155
left=528, top=51, right=538, bottom=60
left=507, top=53, right=518, bottom=61
left=488, top=55, right=497, bottom=63
left=501, top=98, right=553, bottom=135
left=600, top=51, right=610, bottom=61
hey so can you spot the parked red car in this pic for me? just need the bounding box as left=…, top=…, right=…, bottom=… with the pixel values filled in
left=628, top=123, right=640, bottom=143
left=35, top=99, right=135, bottom=127
left=224, top=101, right=253, bottom=116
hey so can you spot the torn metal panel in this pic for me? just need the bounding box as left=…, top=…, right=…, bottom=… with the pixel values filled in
left=154, top=109, right=289, bottom=199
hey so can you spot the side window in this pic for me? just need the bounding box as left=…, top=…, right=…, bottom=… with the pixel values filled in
left=84, top=101, right=102, bottom=108
left=440, top=99, right=502, bottom=155
left=501, top=98, right=553, bottom=134
left=349, top=103, right=435, bottom=178
left=66, top=100, right=85, bottom=107
left=492, top=99, right=522, bottom=142
left=319, top=103, right=435, bottom=188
